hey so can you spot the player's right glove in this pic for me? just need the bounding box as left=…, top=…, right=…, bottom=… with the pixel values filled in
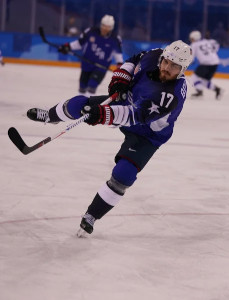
left=58, top=43, right=71, bottom=54
left=81, top=104, right=114, bottom=126
left=108, top=68, right=132, bottom=100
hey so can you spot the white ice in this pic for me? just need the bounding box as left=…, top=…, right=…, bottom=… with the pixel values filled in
left=0, top=64, right=229, bottom=300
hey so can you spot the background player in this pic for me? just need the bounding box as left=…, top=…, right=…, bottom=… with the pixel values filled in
left=58, top=14, right=123, bottom=97
left=27, top=40, right=193, bottom=236
left=0, top=50, right=4, bottom=66
left=189, top=30, right=222, bottom=99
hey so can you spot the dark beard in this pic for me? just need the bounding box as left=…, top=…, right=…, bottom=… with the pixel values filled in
left=159, top=70, right=170, bottom=82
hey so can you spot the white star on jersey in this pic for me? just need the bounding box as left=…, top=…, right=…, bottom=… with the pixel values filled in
left=148, top=102, right=160, bottom=114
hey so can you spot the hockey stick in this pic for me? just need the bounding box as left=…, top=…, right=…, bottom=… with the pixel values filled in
left=8, top=93, right=118, bottom=155
left=39, top=26, right=111, bottom=71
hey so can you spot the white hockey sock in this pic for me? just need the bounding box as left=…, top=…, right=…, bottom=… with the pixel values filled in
left=98, top=183, right=123, bottom=206
left=207, top=81, right=216, bottom=90
left=191, top=74, right=204, bottom=91
left=55, top=100, right=74, bottom=122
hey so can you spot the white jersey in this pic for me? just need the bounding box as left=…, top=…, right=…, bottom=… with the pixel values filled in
left=191, top=39, right=220, bottom=65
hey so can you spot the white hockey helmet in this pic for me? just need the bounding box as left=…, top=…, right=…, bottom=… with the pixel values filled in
left=189, top=30, right=201, bottom=42
left=101, top=15, right=115, bottom=30
left=161, top=40, right=193, bottom=78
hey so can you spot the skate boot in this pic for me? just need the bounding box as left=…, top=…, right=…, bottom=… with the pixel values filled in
left=77, top=213, right=96, bottom=237
left=191, top=89, right=203, bottom=98
left=27, top=108, right=59, bottom=124
left=215, top=87, right=222, bottom=100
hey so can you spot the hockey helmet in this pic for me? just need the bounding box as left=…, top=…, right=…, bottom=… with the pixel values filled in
left=161, top=40, right=193, bottom=78
left=101, top=15, right=115, bottom=30
left=189, top=30, right=202, bottom=42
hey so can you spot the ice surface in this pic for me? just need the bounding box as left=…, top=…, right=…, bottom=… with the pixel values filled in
left=0, top=64, right=229, bottom=300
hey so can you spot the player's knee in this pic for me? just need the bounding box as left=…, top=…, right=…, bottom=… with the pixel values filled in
left=66, top=95, right=89, bottom=119
left=107, top=176, right=129, bottom=196
left=55, top=95, right=89, bottom=121
left=109, top=159, right=138, bottom=195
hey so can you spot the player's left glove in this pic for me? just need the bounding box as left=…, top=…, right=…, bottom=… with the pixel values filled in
left=81, top=105, right=114, bottom=126
left=108, top=68, right=132, bottom=100
left=58, top=43, right=71, bottom=54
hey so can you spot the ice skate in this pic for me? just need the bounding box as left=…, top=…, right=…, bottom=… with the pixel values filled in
left=76, top=213, right=96, bottom=237
left=191, top=90, right=203, bottom=98
left=27, top=108, right=58, bottom=124
left=215, top=87, right=223, bottom=100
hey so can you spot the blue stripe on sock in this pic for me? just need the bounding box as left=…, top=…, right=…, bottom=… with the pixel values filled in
left=194, top=81, right=202, bottom=86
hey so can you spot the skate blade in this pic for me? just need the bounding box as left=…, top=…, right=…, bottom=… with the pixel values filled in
left=76, top=228, right=88, bottom=238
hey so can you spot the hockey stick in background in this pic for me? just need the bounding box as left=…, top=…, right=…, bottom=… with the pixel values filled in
left=39, top=26, right=112, bottom=72
left=8, top=93, right=118, bottom=155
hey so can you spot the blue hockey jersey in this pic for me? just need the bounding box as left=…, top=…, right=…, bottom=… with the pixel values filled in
left=78, top=27, right=123, bottom=71
left=111, top=49, right=188, bottom=147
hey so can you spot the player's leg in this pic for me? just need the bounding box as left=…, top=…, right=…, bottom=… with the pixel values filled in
left=199, top=65, right=222, bottom=99
left=79, top=131, right=158, bottom=235
left=79, top=70, right=91, bottom=94
left=27, top=95, right=89, bottom=123
left=26, top=94, right=112, bottom=124
left=79, top=158, right=138, bottom=234
left=85, top=69, right=106, bottom=97
left=190, top=71, right=204, bottom=98
left=0, top=50, right=4, bottom=66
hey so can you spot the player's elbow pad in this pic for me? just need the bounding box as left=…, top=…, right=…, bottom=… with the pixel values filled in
left=111, top=105, right=136, bottom=126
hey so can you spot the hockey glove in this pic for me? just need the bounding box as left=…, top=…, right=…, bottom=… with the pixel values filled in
left=82, top=105, right=114, bottom=126
left=108, top=68, right=132, bottom=100
left=58, top=43, right=71, bottom=54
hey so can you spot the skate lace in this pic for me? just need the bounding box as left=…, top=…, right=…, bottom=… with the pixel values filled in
left=84, top=213, right=95, bottom=226
left=37, top=109, right=50, bottom=123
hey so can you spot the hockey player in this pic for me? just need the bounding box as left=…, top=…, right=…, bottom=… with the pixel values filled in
left=58, top=14, right=123, bottom=97
left=189, top=30, right=222, bottom=99
left=27, top=40, right=193, bottom=236
left=0, top=50, right=5, bottom=66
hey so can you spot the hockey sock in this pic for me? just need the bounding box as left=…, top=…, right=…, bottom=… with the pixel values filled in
left=87, top=159, right=138, bottom=220
left=48, top=105, right=62, bottom=123
left=191, top=74, right=204, bottom=91
left=207, top=81, right=216, bottom=91
left=87, top=176, right=130, bottom=219
left=87, top=191, right=115, bottom=219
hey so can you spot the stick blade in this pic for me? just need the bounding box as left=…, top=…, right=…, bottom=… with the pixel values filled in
left=8, top=127, right=52, bottom=155
left=38, top=26, right=58, bottom=49
left=8, top=127, right=28, bottom=155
